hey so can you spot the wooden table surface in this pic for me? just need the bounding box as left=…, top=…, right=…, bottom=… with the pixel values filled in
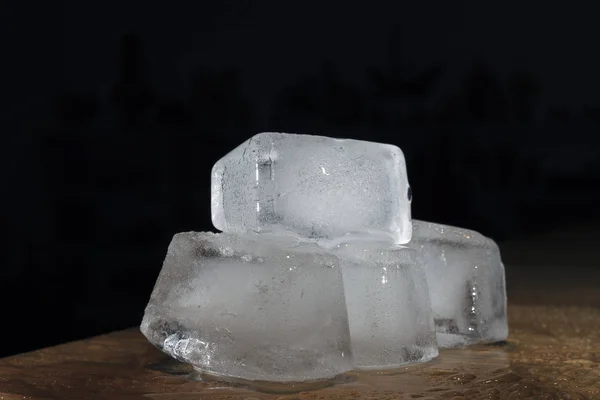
left=2, top=230, right=599, bottom=400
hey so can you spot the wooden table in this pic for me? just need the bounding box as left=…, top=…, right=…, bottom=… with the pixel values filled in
left=2, top=232, right=599, bottom=399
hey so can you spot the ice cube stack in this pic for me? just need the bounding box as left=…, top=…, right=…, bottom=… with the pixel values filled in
left=141, top=132, right=508, bottom=384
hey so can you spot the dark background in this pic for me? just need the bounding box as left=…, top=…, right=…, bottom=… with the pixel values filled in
left=2, top=1, right=599, bottom=357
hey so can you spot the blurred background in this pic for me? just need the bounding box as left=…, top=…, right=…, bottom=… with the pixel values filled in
left=1, top=1, right=599, bottom=357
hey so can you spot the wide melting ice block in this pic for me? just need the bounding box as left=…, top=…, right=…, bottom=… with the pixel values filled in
left=141, top=231, right=353, bottom=383
left=323, top=234, right=438, bottom=369
left=211, top=132, right=413, bottom=244
left=409, top=220, right=508, bottom=348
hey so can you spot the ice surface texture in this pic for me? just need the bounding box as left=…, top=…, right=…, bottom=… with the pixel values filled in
left=141, top=231, right=353, bottom=383
left=409, top=220, right=508, bottom=348
left=211, top=132, right=412, bottom=244
left=323, top=235, right=438, bottom=369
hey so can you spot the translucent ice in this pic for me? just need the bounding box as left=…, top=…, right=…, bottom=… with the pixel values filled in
left=323, top=234, right=438, bottom=369
left=141, top=231, right=353, bottom=383
left=409, top=220, right=508, bottom=348
left=211, top=132, right=412, bottom=244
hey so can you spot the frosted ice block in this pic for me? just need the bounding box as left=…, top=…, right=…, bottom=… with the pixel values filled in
left=141, top=231, right=353, bottom=383
left=211, top=132, right=412, bottom=244
left=409, top=220, right=508, bottom=348
left=322, top=234, right=438, bottom=369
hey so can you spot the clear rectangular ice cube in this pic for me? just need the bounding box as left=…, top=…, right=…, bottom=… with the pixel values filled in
left=140, top=231, right=353, bottom=383
left=211, top=132, right=412, bottom=244
left=322, top=234, right=438, bottom=369
left=409, top=220, right=508, bottom=348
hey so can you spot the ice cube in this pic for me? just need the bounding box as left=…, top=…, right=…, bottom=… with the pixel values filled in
left=409, top=220, right=508, bottom=348
left=322, top=234, right=438, bottom=369
left=211, top=132, right=412, bottom=244
left=140, top=231, right=353, bottom=383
